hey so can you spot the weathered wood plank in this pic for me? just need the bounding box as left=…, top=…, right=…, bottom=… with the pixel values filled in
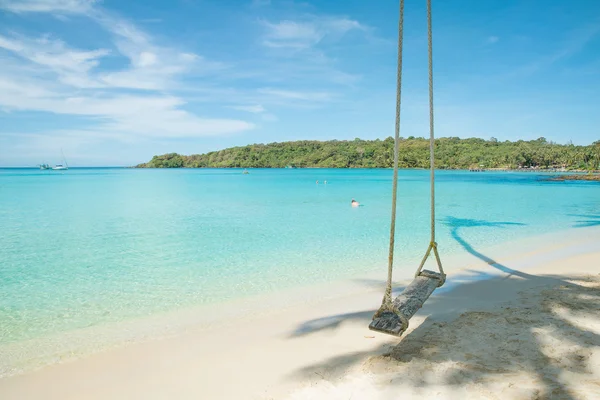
left=369, top=269, right=443, bottom=336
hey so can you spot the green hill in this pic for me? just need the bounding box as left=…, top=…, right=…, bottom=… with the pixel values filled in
left=137, top=137, right=600, bottom=170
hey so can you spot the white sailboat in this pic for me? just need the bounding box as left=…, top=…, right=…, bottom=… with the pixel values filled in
left=52, top=149, right=69, bottom=170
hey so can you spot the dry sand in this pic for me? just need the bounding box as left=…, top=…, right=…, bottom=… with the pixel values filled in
left=0, top=227, right=599, bottom=400
left=287, top=271, right=600, bottom=400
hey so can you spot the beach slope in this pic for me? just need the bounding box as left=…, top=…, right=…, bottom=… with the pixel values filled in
left=0, top=227, right=599, bottom=400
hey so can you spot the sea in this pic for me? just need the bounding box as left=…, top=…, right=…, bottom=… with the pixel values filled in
left=0, top=168, right=598, bottom=373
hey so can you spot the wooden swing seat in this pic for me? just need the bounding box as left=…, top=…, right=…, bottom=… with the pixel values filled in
left=369, top=269, right=444, bottom=336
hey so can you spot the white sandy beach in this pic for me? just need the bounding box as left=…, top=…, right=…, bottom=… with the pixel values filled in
left=0, top=226, right=599, bottom=400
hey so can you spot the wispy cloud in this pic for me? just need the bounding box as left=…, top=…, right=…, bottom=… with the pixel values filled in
left=258, top=88, right=333, bottom=102
left=261, top=113, right=278, bottom=122
left=0, top=0, right=97, bottom=14
left=506, top=22, right=600, bottom=78
left=0, top=32, right=110, bottom=88
left=486, top=36, right=499, bottom=44
left=0, top=0, right=382, bottom=164
left=0, top=0, right=253, bottom=143
left=262, top=20, right=322, bottom=49
left=0, top=80, right=254, bottom=138
left=93, top=12, right=227, bottom=90
left=0, top=2, right=211, bottom=92
left=249, top=14, right=368, bottom=95
left=230, top=104, right=266, bottom=113
left=260, top=16, right=366, bottom=49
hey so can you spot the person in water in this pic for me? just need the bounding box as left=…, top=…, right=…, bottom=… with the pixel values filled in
left=351, top=199, right=360, bottom=207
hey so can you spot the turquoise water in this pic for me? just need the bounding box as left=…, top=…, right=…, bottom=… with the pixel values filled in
left=0, top=168, right=598, bottom=345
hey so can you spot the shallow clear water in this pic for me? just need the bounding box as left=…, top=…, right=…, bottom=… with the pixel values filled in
left=0, top=168, right=598, bottom=345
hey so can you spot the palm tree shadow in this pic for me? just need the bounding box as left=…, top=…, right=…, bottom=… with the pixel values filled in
left=289, top=283, right=406, bottom=337
left=444, top=216, right=528, bottom=277
left=568, top=214, right=600, bottom=228
left=286, top=216, right=600, bottom=399
left=288, top=269, right=500, bottom=338
left=288, top=268, right=515, bottom=338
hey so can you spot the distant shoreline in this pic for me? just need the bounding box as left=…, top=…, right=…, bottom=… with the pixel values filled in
left=136, top=137, right=600, bottom=170
left=546, top=173, right=600, bottom=181
left=3, top=166, right=598, bottom=177
left=133, top=165, right=599, bottom=174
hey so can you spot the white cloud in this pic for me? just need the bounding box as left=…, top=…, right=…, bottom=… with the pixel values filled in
left=138, top=51, right=158, bottom=67
left=96, top=14, right=150, bottom=46
left=1, top=2, right=225, bottom=91
left=323, top=17, right=363, bottom=34
left=0, top=80, right=254, bottom=138
left=97, top=54, right=225, bottom=90
left=230, top=104, right=266, bottom=113
left=0, top=0, right=373, bottom=160
left=0, top=35, right=21, bottom=51
left=258, top=88, right=333, bottom=102
left=92, top=14, right=219, bottom=90
left=0, top=76, right=55, bottom=98
left=0, top=20, right=207, bottom=91
left=253, top=14, right=367, bottom=92
left=262, top=20, right=322, bottom=48
left=0, top=0, right=97, bottom=14
left=0, top=1, right=253, bottom=143
left=487, top=36, right=499, bottom=44
left=261, top=16, right=366, bottom=49
left=0, top=33, right=109, bottom=87
left=104, top=112, right=253, bottom=138
left=261, top=113, right=278, bottom=122
left=499, top=23, right=600, bottom=80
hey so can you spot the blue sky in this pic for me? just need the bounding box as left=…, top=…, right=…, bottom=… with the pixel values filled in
left=0, top=0, right=599, bottom=166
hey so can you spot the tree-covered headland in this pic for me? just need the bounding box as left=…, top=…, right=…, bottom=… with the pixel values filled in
left=137, top=137, right=600, bottom=171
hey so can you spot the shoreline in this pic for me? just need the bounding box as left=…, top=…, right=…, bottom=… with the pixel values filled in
left=133, top=165, right=598, bottom=173
left=0, top=221, right=586, bottom=376
left=0, top=226, right=590, bottom=377
left=547, top=173, right=600, bottom=181
left=1, top=225, right=599, bottom=399
left=4, top=166, right=599, bottom=175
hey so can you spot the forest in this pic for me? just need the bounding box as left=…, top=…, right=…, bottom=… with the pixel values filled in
left=137, top=137, right=600, bottom=170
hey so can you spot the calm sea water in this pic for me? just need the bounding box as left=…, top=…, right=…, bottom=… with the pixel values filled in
left=0, top=168, right=598, bottom=346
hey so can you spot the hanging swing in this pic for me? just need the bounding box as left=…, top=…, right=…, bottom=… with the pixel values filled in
left=369, top=0, right=446, bottom=337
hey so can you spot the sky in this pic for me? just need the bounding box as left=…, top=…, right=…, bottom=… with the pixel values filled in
left=0, top=0, right=599, bottom=166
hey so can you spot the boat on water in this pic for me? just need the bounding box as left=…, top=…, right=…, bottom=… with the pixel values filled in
left=51, top=149, right=69, bottom=170
left=39, top=163, right=51, bottom=170
left=242, top=168, right=249, bottom=174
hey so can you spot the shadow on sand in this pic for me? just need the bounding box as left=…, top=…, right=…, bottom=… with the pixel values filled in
left=287, top=217, right=600, bottom=399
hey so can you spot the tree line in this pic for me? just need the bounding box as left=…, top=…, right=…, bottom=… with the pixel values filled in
left=137, top=137, right=600, bottom=170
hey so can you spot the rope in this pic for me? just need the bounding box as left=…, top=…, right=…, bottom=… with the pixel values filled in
left=380, top=0, right=405, bottom=311
left=415, top=0, right=445, bottom=286
left=427, top=0, right=435, bottom=245
left=375, top=0, right=445, bottom=320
